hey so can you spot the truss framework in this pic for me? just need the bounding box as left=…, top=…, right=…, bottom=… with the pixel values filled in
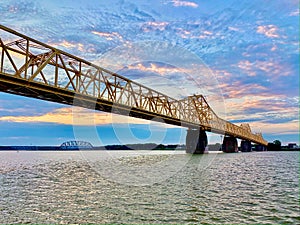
left=0, top=25, right=267, bottom=146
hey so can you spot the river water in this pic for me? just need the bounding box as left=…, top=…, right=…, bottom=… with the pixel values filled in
left=0, top=150, right=299, bottom=224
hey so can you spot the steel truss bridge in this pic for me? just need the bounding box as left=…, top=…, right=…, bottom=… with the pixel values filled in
left=60, top=140, right=93, bottom=150
left=0, top=25, right=267, bottom=151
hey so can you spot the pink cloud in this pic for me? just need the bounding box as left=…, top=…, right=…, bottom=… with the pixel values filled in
left=0, top=107, right=150, bottom=125
left=50, top=40, right=85, bottom=52
left=126, top=63, right=185, bottom=76
left=225, top=95, right=289, bottom=113
left=176, top=28, right=191, bottom=38
left=237, top=60, right=257, bottom=76
left=171, top=0, right=198, bottom=8
left=243, top=120, right=299, bottom=135
left=271, top=45, right=277, bottom=51
left=257, top=25, right=280, bottom=38
left=177, top=29, right=214, bottom=39
left=219, top=82, right=268, bottom=99
left=224, top=97, right=298, bottom=135
left=92, top=31, right=123, bottom=41
left=237, top=60, right=291, bottom=77
left=195, top=30, right=213, bottom=39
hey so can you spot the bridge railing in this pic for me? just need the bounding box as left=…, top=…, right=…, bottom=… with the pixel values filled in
left=0, top=25, right=268, bottom=146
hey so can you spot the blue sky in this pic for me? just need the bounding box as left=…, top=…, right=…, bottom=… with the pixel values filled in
left=0, top=0, right=299, bottom=146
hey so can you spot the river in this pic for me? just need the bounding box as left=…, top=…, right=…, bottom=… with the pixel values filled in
left=0, top=150, right=299, bottom=224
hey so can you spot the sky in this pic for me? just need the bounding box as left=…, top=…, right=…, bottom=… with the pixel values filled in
left=0, top=0, right=299, bottom=146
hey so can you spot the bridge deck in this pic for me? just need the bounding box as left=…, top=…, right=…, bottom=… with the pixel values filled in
left=0, top=25, right=267, bottom=146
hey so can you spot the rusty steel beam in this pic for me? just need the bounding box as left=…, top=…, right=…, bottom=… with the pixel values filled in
left=0, top=25, right=268, bottom=146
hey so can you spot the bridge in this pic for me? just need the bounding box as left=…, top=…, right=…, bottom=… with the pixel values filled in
left=0, top=25, right=268, bottom=153
left=60, top=141, right=93, bottom=150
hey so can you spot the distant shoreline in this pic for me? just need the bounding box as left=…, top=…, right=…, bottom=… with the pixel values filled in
left=0, top=144, right=299, bottom=151
left=0, top=144, right=184, bottom=151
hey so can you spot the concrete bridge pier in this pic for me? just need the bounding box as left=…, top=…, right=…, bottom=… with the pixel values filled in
left=241, top=140, right=252, bottom=152
left=186, top=128, right=207, bottom=154
left=255, top=145, right=267, bottom=151
left=222, top=136, right=238, bottom=153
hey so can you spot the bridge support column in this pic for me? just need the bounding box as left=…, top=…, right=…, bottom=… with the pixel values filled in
left=186, top=129, right=207, bottom=154
left=241, top=140, right=252, bottom=152
left=222, top=136, right=238, bottom=153
left=255, top=145, right=267, bottom=151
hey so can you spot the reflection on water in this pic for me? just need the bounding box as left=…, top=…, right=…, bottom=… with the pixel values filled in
left=0, top=151, right=299, bottom=224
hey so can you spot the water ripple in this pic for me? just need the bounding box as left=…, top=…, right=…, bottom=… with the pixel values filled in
left=0, top=151, right=299, bottom=224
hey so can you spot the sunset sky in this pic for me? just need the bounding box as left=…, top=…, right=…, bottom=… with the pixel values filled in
left=0, top=0, right=299, bottom=146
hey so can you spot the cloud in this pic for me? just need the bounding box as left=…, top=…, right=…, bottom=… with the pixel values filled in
left=289, top=9, right=299, bottom=16
left=223, top=95, right=299, bottom=136
left=170, top=0, right=198, bottom=8
left=126, top=62, right=185, bottom=76
left=0, top=107, right=73, bottom=124
left=50, top=40, right=85, bottom=52
left=0, top=106, right=178, bottom=128
left=142, top=22, right=169, bottom=32
left=193, top=30, right=213, bottom=39
left=224, top=95, right=299, bottom=132
left=237, top=60, right=257, bottom=76
left=257, top=25, right=280, bottom=38
left=0, top=107, right=151, bottom=125
left=248, top=120, right=299, bottom=135
left=225, top=95, right=297, bottom=115
left=176, top=28, right=213, bottom=39
left=271, top=45, right=277, bottom=51
left=237, top=60, right=291, bottom=77
left=176, top=28, right=191, bottom=38
left=228, top=26, right=239, bottom=31
left=91, top=30, right=123, bottom=41
left=213, top=69, right=234, bottom=81
left=219, top=82, right=268, bottom=99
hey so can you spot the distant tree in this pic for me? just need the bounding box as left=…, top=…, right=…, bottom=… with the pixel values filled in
left=273, top=140, right=281, bottom=146
left=267, top=140, right=282, bottom=151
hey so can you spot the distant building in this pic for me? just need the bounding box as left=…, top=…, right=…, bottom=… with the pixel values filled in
left=288, top=143, right=298, bottom=149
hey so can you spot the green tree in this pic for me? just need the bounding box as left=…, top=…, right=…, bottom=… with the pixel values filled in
left=273, top=140, right=281, bottom=146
